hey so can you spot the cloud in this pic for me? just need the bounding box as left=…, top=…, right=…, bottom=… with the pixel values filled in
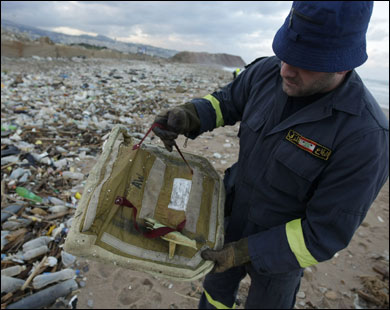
left=1, top=1, right=291, bottom=61
left=50, top=26, right=98, bottom=37
left=1, top=1, right=388, bottom=81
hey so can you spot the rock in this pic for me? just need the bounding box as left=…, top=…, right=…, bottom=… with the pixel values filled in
left=319, top=297, right=332, bottom=308
left=318, top=287, right=328, bottom=294
left=358, top=231, right=367, bottom=238
left=296, top=291, right=306, bottom=299
left=213, top=153, right=222, bottom=159
left=325, top=290, right=339, bottom=300
left=175, top=85, right=186, bottom=93
left=361, top=221, right=370, bottom=227
left=39, top=36, right=54, bottom=45
left=303, top=268, right=313, bottom=281
left=341, top=291, right=352, bottom=298
left=171, top=51, right=246, bottom=67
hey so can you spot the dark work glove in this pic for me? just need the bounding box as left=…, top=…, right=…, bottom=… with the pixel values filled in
left=201, top=238, right=250, bottom=273
left=153, top=103, right=200, bottom=152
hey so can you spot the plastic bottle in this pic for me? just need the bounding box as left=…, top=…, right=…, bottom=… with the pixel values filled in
left=32, top=268, right=75, bottom=289
left=19, top=172, right=30, bottom=183
left=2, top=218, right=32, bottom=230
left=22, top=236, right=53, bottom=252
left=7, top=279, right=78, bottom=309
left=66, top=217, right=73, bottom=228
left=52, top=223, right=65, bottom=238
left=48, top=205, right=68, bottom=214
left=16, top=187, right=43, bottom=203
left=48, top=196, right=66, bottom=205
left=1, top=204, right=24, bottom=223
left=1, top=265, right=26, bottom=277
left=45, top=256, right=58, bottom=267
left=1, top=124, right=17, bottom=131
left=61, top=251, right=76, bottom=267
left=1, top=276, right=25, bottom=293
left=1, top=231, right=10, bottom=250
left=22, top=245, right=49, bottom=261
left=62, top=171, right=84, bottom=180
left=48, top=196, right=74, bottom=208
left=9, top=167, right=26, bottom=180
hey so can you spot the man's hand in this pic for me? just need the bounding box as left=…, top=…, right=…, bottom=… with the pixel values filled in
left=201, top=238, right=250, bottom=273
left=153, top=103, right=200, bottom=152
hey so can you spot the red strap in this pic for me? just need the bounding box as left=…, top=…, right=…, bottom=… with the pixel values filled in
left=132, top=122, right=193, bottom=175
left=132, top=123, right=163, bottom=150
left=114, top=196, right=141, bottom=233
left=115, top=196, right=186, bottom=239
left=172, top=142, right=193, bottom=175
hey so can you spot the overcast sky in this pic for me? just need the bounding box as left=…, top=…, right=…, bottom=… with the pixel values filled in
left=1, top=1, right=389, bottom=81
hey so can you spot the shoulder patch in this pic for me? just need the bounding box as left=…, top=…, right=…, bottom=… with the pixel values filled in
left=286, top=130, right=332, bottom=161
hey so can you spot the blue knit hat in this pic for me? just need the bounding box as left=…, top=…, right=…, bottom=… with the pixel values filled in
left=272, top=1, right=373, bottom=72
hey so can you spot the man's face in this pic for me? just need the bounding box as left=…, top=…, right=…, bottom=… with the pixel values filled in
left=280, top=61, right=342, bottom=97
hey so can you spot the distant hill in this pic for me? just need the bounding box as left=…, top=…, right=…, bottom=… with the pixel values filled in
left=1, top=19, right=247, bottom=67
left=1, top=19, right=178, bottom=58
left=171, top=51, right=246, bottom=68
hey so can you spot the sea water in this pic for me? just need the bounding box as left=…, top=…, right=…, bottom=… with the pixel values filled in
left=362, top=78, right=389, bottom=112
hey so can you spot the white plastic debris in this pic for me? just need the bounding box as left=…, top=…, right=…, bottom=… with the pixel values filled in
left=213, top=153, right=222, bottom=159
left=62, top=171, right=84, bottom=180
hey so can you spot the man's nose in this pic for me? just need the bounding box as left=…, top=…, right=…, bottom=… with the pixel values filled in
left=280, top=62, right=297, bottom=78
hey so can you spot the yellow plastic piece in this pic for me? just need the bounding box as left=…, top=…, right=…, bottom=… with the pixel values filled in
left=144, top=217, right=197, bottom=259
left=47, top=225, right=56, bottom=236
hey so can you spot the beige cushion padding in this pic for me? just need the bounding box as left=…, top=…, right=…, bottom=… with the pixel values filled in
left=64, top=125, right=224, bottom=281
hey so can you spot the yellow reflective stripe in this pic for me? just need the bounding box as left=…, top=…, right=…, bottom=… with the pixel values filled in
left=285, top=219, right=319, bottom=267
left=204, top=289, right=236, bottom=309
left=203, top=94, right=224, bottom=128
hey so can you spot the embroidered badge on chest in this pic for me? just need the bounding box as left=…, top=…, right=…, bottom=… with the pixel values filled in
left=286, top=130, right=332, bottom=160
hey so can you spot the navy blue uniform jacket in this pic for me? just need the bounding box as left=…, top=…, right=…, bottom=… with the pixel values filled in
left=190, top=56, right=389, bottom=274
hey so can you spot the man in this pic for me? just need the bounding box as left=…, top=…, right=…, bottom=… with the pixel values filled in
left=153, top=1, right=389, bottom=309
left=233, top=68, right=241, bottom=79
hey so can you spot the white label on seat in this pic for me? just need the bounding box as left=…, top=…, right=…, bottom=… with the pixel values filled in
left=168, top=178, right=192, bottom=211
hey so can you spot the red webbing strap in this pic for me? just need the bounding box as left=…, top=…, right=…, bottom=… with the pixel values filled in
left=114, top=196, right=141, bottom=233
left=172, top=142, right=193, bottom=175
left=132, top=122, right=193, bottom=175
left=114, top=196, right=186, bottom=239
left=132, top=123, right=163, bottom=150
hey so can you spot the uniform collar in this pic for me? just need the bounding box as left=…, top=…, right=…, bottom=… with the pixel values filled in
left=274, top=56, right=366, bottom=116
left=329, top=70, right=366, bottom=116
left=266, top=68, right=367, bottom=137
left=266, top=79, right=333, bottom=136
